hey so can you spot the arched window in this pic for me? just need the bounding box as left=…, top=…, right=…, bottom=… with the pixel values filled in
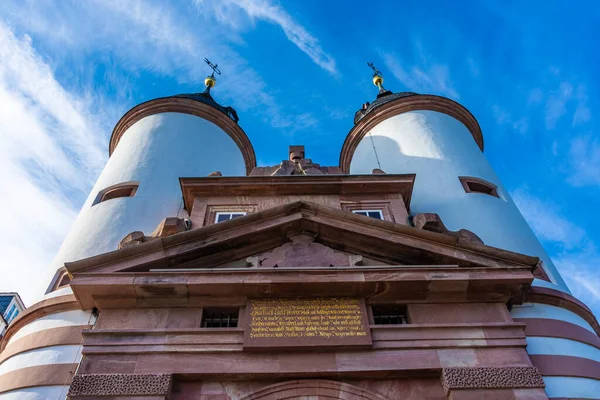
left=92, top=182, right=139, bottom=206
left=459, top=177, right=499, bottom=198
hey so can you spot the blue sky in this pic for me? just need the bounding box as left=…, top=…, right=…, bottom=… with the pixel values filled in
left=0, top=0, right=598, bottom=315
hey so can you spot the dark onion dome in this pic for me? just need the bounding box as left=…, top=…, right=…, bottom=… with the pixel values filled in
left=173, top=91, right=239, bottom=123
left=354, top=91, right=418, bottom=124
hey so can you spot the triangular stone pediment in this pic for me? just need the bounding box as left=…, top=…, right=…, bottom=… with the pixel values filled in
left=65, top=201, right=538, bottom=276
left=244, top=234, right=368, bottom=269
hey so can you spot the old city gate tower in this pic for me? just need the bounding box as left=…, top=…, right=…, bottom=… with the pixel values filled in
left=1, top=65, right=598, bottom=400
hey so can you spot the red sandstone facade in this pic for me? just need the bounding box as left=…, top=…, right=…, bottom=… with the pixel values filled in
left=2, top=82, right=599, bottom=400
left=1, top=153, right=558, bottom=399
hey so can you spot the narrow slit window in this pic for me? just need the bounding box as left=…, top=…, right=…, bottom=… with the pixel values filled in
left=352, top=209, right=384, bottom=220
left=372, top=305, right=408, bottom=325
left=215, top=212, right=247, bottom=223
left=93, top=182, right=139, bottom=206
left=201, top=308, right=239, bottom=328
left=459, top=177, right=499, bottom=198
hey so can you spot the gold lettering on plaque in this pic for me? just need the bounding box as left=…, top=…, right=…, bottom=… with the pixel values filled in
left=249, top=298, right=367, bottom=339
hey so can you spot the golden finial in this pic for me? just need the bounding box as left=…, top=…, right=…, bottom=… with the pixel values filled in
left=204, top=76, right=216, bottom=88
left=367, top=61, right=386, bottom=93
left=203, top=58, right=221, bottom=91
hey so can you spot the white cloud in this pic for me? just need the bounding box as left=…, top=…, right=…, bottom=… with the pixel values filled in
left=512, top=189, right=585, bottom=248
left=490, top=106, right=528, bottom=135
left=492, top=105, right=510, bottom=125
left=0, top=22, right=108, bottom=304
left=572, top=84, right=591, bottom=126
left=512, top=189, right=600, bottom=314
left=0, top=0, right=330, bottom=305
left=196, top=0, right=337, bottom=75
left=544, top=82, right=572, bottom=130
left=528, top=88, right=543, bottom=105
left=4, top=0, right=320, bottom=132
left=554, top=248, right=600, bottom=312
left=567, top=135, right=600, bottom=187
left=382, top=52, right=459, bottom=99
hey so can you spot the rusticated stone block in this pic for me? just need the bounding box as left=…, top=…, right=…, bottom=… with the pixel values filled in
left=441, top=367, right=544, bottom=394
left=68, top=373, right=172, bottom=397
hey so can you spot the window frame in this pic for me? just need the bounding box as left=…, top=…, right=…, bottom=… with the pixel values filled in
left=204, top=205, right=256, bottom=226
left=352, top=209, right=384, bottom=220
left=200, top=307, right=240, bottom=328
left=342, top=201, right=395, bottom=222
left=459, top=177, right=500, bottom=198
left=214, top=211, right=248, bottom=224
left=92, top=181, right=139, bottom=206
left=370, top=304, right=409, bottom=326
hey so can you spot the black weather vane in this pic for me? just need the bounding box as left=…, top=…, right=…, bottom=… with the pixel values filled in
left=367, top=61, right=382, bottom=77
left=204, top=58, right=221, bottom=77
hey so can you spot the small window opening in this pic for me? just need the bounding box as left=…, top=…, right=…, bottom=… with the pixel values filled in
left=93, top=182, right=139, bottom=206
left=352, top=210, right=384, bottom=220
left=215, top=212, right=247, bottom=223
left=201, top=308, right=239, bottom=328
left=459, top=177, right=499, bottom=198
left=372, top=305, right=408, bottom=325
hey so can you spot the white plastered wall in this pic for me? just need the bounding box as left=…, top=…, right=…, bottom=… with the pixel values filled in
left=47, top=112, right=247, bottom=280
left=0, top=386, right=69, bottom=400
left=349, top=110, right=568, bottom=291
left=349, top=109, right=600, bottom=398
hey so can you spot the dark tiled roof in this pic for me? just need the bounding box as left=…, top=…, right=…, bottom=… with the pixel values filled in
left=173, top=92, right=239, bottom=123
left=354, top=91, right=419, bottom=124
left=0, top=295, right=13, bottom=315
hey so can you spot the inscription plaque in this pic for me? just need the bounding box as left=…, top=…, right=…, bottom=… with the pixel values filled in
left=243, top=298, right=372, bottom=350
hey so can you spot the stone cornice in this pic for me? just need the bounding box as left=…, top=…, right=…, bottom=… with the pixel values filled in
left=109, top=97, right=256, bottom=175
left=179, top=174, right=416, bottom=213
left=64, top=201, right=539, bottom=275
left=71, top=266, right=535, bottom=309
left=339, top=94, right=484, bottom=173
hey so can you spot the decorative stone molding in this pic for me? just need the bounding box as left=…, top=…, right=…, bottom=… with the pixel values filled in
left=441, top=366, right=545, bottom=393
left=246, top=234, right=363, bottom=268
left=413, top=213, right=483, bottom=245
left=119, top=217, right=190, bottom=249
left=68, top=373, right=172, bottom=397
left=242, top=379, right=390, bottom=400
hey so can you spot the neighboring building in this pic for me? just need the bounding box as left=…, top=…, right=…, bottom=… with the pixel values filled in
left=0, top=65, right=598, bottom=400
left=0, top=293, right=25, bottom=338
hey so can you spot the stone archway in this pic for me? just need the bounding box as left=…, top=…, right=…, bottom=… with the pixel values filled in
left=241, top=380, right=391, bottom=400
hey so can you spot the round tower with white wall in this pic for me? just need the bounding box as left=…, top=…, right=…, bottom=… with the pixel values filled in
left=340, top=71, right=600, bottom=398
left=0, top=80, right=256, bottom=399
